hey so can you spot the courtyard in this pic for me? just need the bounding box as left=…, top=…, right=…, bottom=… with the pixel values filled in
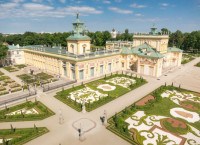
left=0, top=57, right=199, bottom=145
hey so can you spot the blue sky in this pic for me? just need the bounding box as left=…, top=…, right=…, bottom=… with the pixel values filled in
left=0, top=0, right=199, bottom=34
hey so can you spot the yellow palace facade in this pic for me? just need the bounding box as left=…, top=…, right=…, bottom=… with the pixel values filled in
left=24, top=14, right=182, bottom=81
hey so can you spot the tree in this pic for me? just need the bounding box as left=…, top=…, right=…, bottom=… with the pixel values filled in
left=103, top=31, right=111, bottom=45
left=0, top=43, right=8, bottom=66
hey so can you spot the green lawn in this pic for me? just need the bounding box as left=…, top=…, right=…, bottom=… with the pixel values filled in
left=195, top=62, right=200, bottom=67
left=54, top=74, right=147, bottom=112
left=181, top=53, right=195, bottom=64
left=0, top=127, right=48, bottom=145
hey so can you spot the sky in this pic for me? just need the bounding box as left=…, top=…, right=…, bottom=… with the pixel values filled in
left=0, top=0, right=200, bottom=34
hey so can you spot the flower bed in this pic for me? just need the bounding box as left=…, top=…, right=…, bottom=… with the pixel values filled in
left=107, top=86, right=200, bottom=145
left=69, top=87, right=107, bottom=103
left=9, top=82, right=20, bottom=88
left=0, top=101, right=55, bottom=122
left=54, top=74, right=147, bottom=112
left=17, top=74, right=37, bottom=84
left=14, top=64, right=26, bottom=69
left=3, top=66, right=18, bottom=72
left=106, top=77, right=136, bottom=88
left=35, top=72, right=53, bottom=80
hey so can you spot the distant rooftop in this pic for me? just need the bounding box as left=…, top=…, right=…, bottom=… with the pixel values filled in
left=8, top=44, right=23, bottom=50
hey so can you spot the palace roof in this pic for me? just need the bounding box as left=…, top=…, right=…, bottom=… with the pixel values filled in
left=122, top=43, right=164, bottom=58
left=167, top=47, right=183, bottom=52
left=8, top=45, right=23, bottom=50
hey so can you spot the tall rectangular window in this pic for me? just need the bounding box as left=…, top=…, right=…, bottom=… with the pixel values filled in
left=79, top=70, right=84, bottom=80
left=90, top=67, right=94, bottom=77
left=108, top=63, right=111, bottom=72
left=100, top=65, right=103, bottom=75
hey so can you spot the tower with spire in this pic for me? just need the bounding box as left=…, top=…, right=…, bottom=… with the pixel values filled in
left=66, top=13, right=91, bottom=55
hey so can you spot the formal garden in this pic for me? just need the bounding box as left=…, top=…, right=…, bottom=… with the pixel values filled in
left=3, top=65, right=27, bottom=72
left=17, top=72, right=58, bottom=86
left=0, top=71, right=21, bottom=96
left=0, top=100, right=55, bottom=122
left=0, top=126, right=48, bottom=145
left=107, top=85, right=200, bottom=145
left=181, top=53, right=196, bottom=64
left=54, top=73, right=147, bottom=112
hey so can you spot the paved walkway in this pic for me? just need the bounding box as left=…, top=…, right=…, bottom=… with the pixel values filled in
left=0, top=57, right=200, bottom=145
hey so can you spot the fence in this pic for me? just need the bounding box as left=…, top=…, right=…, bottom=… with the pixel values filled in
left=0, top=90, right=36, bottom=106
left=42, top=80, right=76, bottom=92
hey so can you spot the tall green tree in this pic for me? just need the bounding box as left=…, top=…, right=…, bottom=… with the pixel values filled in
left=0, top=43, right=8, bottom=60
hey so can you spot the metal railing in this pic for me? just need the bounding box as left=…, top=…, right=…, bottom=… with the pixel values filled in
left=0, top=91, right=37, bottom=106
left=42, top=80, right=76, bottom=92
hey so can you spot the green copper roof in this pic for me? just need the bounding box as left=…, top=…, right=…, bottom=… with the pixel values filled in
left=8, top=45, right=23, bottom=50
left=24, top=45, right=67, bottom=55
left=167, top=47, right=183, bottom=52
left=67, top=13, right=91, bottom=40
left=67, top=34, right=91, bottom=40
left=121, top=43, right=164, bottom=58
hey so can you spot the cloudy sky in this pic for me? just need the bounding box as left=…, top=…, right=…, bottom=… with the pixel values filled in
left=0, top=0, right=199, bottom=34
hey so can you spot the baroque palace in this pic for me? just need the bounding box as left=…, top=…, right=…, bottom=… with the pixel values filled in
left=22, top=13, right=182, bottom=81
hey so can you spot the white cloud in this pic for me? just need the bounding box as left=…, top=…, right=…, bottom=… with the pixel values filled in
left=0, top=3, right=19, bottom=8
left=130, top=3, right=147, bottom=8
left=12, top=0, right=25, bottom=3
left=23, top=3, right=54, bottom=10
left=108, top=7, right=133, bottom=14
left=60, top=0, right=66, bottom=3
left=161, top=3, right=169, bottom=6
left=103, top=1, right=111, bottom=4
left=32, top=0, right=43, bottom=2
left=135, top=13, right=143, bottom=17
left=0, top=3, right=102, bottom=19
left=65, top=6, right=103, bottom=14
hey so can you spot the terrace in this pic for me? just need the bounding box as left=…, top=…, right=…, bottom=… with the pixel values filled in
left=24, top=45, right=121, bottom=61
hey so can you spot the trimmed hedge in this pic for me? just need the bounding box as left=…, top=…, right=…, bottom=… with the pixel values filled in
left=0, top=101, right=55, bottom=122
left=0, top=127, right=49, bottom=145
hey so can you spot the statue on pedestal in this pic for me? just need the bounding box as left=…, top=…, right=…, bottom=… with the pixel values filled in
left=82, top=100, right=86, bottom=113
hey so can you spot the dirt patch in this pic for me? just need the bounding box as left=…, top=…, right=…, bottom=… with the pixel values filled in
left=175, top=111, right=193, bottom=118
left=135, top=95, right=155, bottom=106
left=181, top=103, right=198, bottom=110
left=166, top=118, right=187, bottom=128
left=102, top=86, right=111, bottom=89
